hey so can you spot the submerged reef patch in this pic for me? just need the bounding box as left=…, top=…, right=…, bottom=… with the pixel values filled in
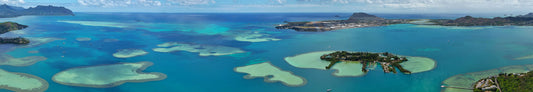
left=75, top=37, right=92, bottom=41
left=234, top=62, right=307, bottom=87
left=58, top=21, right=127, bottom=28
left=194, top=24, right=230, bottom=35
left=52, top=61, right=167, bottom=88
left=399, top=57, right=437, bottom=73
left=153, top=42, right=245, bottom=56
left=284, top=51, right=366, bottom=77
left=0, top=37, right=61, bottom=66
left=0, top=54, right=47, bottom=66
left=0, top=69, right=49, bottom=92
left=514, top=54, right=533, bottom=60
left=22, top=37, right=64, bottom=48
left=112, top=49, right=148, bottom=58
left=59, top=21, right=233, bottom=35
left=234, top=31, right=281, bottom=42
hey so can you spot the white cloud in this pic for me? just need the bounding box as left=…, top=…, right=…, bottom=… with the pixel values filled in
left=291, top=0, right=533, bottom=13
left=0, top=0, right=25, bottom=4
left=67, top=0, right=533, bottom=13
left=167, top=0, right=216, bottom=5
left=293, top=0, right=529, bottom=8
left=221, top=4, right=323, bottom=8
left=78, top=0, right=162, bottom=7
left=140, top=0, right=162, bottom=6
left=381, top=3, right=429, bottom=9
left=275, top=0, right=286, bottom=4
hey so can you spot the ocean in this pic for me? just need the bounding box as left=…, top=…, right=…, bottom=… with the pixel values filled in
left=1, top=13, right=533, bottom=92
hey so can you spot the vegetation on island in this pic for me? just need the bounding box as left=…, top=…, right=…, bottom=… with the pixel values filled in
left=0, top=22, right=30, bottom=44
left=0, top=22, right=27, bottom=34
left=474, top=71, right=533, bottom=92
left=320, top=51, right=411, bottom=74
left=0, top=37, right=30, bottom=44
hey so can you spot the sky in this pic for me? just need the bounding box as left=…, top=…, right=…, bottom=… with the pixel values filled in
left=2, top=0, right=533, bottom=14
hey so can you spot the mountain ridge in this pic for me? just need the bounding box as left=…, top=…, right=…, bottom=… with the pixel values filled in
left=0, top=4, right=74, bottom=18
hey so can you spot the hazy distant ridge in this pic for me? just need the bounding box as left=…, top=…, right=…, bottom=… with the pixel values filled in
left=0, top=4, right=74, bottom=18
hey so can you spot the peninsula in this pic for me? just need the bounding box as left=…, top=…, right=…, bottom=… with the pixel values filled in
left=0, top=4, right=74, bottom=18
left=473, top=71, right=533, bottom=92
left=320, top=51, right=411, bottom=74
left=276, top=13, right=409, bottom=32
left=0, top=22, right=30, bottom=44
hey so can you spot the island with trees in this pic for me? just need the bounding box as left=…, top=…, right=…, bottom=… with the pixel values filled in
left=276, top=13, right=410, bottom=32
left=0, top=22, right=30, bottom=44
left=473, top=71, right=533, bottom=92
left=320, top=51, right=411, bottom=74
left=0, top=4, right=74, bottom=18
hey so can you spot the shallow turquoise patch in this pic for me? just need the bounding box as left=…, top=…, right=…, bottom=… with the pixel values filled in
left=246, top=59, right=268, bottom=65
left=195, top=24, right=230, bottom=35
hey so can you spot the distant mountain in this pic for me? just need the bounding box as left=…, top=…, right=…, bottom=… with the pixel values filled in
left=7, top=5, right=24, bottom=10
left=430, top=13, right=533, bottom=26
left=0, top=5, right=22, bottom=18
left=276, top=12, right=408, bottom=32
left=517, top=13, right=533, bottom=18
left=348, top=12, right=385, bottom=21
left=0, top=4, right=74, bottom=18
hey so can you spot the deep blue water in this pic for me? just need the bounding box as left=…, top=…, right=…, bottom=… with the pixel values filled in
left=1, top=13, right=533, bottom=92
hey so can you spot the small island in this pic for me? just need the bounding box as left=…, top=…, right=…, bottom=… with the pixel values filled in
left=276, top=13, right=409, bottom=32
left=0, top=22, right=30, bottom=44
left=320, top=51, right=411, bottom=74
left=285, top=51, right=436, bottom=77
left=473, top=71, right=533, bottom=92
left=0, top=4, right=74, bottom=18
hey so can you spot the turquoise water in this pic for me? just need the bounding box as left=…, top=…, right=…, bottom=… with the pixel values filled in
left=1, top=13, right=533, bottom=92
